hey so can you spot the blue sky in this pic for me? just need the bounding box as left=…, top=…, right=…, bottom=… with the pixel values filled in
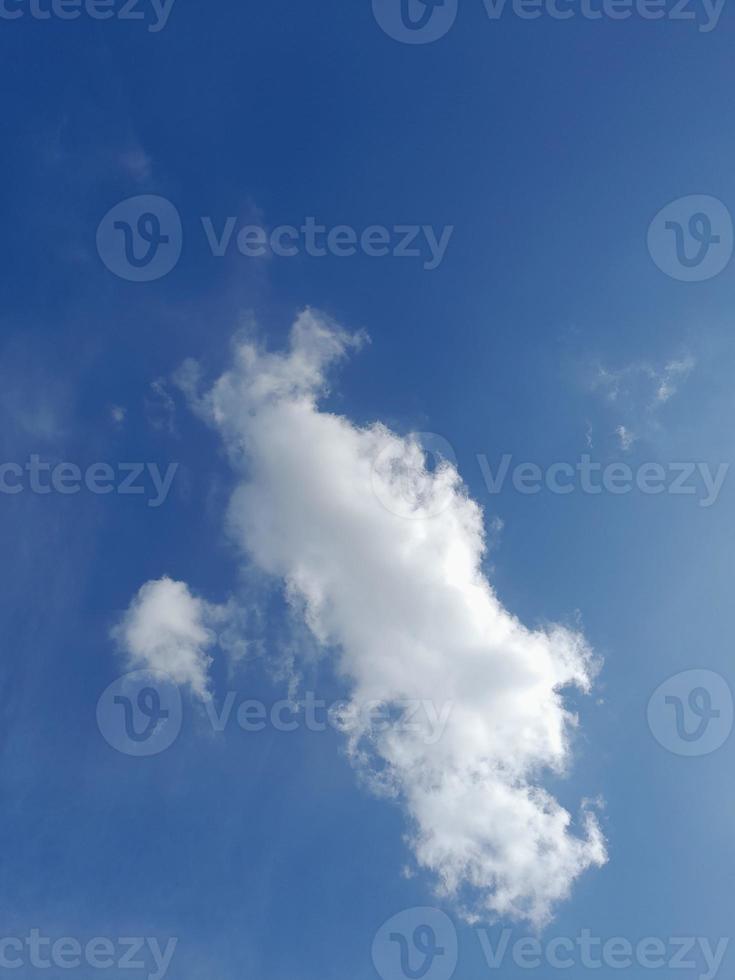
left=1, top=2, right=735, bottom=979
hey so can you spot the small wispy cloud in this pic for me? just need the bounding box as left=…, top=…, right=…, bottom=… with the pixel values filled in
left=110, top=405, right=127, bottom=427
left=653, top=356, right=695, bottom=405
left=145, top=379, right=177, bottom=435
left=615, top=425, right=636, bottom=452
left=585, top=351, right=696, bottom=451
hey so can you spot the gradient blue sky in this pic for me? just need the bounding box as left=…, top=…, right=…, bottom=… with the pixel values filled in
left=1, top=2, right=735, bottom=979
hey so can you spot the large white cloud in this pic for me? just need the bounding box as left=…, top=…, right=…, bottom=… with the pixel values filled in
left=126, top=309, right=607, bottom=925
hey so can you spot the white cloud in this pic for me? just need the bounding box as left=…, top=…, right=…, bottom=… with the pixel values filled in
left=592, top=354, right=695, bottom=412
left=152, top=308, right=605, bottom=926
left=145, top=378, right=177, bottom=434
left=654, top=356, right=695, bottom=405
left=587, top=352, right=695, bottom=451
left=615, top=425, right=636, bottom=452
left=113, top=577, right=217, bottom=700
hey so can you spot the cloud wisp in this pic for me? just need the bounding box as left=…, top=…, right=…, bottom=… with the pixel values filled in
left=588, top=353, right=696, bottom=450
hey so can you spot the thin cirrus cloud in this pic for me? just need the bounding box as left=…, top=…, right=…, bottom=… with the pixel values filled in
left=116, top=308, right=607, bottom=926
left=592, top=355, right=695, bottom=408
left=582, top=353, right=696, bottom=453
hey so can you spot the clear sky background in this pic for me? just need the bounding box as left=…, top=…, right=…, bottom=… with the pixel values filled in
left=1, top=2, right=735, bottom=979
